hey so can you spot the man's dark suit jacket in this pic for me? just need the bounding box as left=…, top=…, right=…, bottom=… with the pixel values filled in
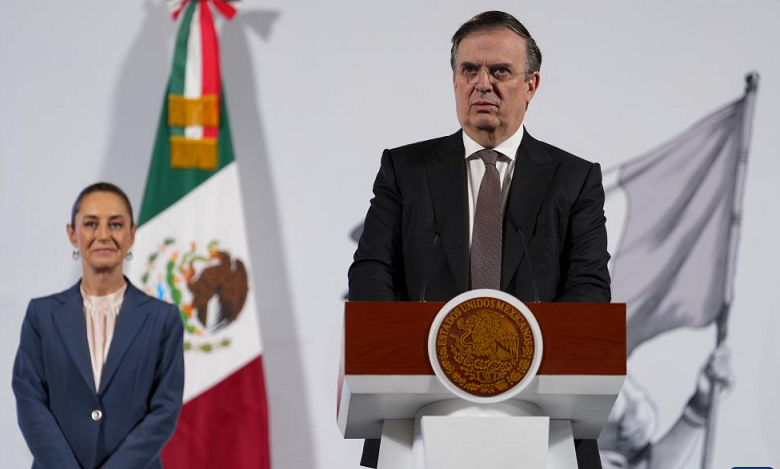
left=348, top=129, right=611, bottom=468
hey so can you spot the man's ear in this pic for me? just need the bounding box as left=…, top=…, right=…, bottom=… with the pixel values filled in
left=525, top=71, right=541, bottom=105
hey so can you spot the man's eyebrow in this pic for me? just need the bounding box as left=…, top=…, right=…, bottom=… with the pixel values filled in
left=458, top=61, right=515, bottom=69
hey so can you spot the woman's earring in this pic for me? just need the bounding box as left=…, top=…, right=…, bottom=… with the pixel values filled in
left=126, top=251, right=133, bottom=261
left=72, top=250, right=80, bottom=260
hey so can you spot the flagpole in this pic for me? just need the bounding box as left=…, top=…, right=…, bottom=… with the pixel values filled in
left=700, top=72, right=759, bottom=469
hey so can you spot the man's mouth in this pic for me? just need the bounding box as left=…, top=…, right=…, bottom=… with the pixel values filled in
left=472, top=101, right=498, bottom=111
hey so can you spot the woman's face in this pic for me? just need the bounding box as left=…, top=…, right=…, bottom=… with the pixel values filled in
left=67, top=191, right=135, bottom=274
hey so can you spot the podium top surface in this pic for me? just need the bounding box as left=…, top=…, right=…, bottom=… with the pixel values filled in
left=344, top=301, right=626, bottom=376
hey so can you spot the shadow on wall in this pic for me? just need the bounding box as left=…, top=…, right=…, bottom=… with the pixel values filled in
left=222, top=9, right=318, bottom=469
left=100, top=3, right=315, bottom=468
left=101, top=0, right=171, bottom=207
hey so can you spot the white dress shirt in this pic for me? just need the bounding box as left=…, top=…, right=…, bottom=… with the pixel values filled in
left=463, top=124, right=525, bottom=245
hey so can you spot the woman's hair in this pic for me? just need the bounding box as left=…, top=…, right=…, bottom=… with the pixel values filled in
left=70, top=182, right=134, bottom=227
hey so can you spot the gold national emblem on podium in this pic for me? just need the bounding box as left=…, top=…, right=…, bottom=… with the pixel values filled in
left=434, top=296, right=537, bottom=397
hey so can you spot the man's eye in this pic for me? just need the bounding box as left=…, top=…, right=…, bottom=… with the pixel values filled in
left=462, top=65, right=478, bottom=74
left=492, top=67, right=511, bottom=78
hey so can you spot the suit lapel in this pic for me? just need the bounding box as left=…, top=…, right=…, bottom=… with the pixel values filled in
left=52, top=282, right=97, bottom=396
left=501, top=132, right=558, bottom=290
left=99, top=281, right=151, bottom=395
left=425, top=131, right=469, bottom=293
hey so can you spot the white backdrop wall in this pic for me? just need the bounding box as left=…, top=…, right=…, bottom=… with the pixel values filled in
left=1, top=1, right=778, bottom=468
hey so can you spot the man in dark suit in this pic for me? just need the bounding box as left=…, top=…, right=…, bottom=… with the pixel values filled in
left=349, top=10, right=610, bottom=468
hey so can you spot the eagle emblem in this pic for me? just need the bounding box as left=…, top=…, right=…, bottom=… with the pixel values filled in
left=434, top=296, right=537, bottom=398
left=140, top=238, right=249, bottom=353
left=454, top=311, right=520, bottom=382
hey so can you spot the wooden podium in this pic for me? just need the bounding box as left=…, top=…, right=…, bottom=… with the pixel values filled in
left=338, top=301, right=626, bottom=469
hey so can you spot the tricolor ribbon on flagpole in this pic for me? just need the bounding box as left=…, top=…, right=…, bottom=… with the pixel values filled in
left=168, top=0, right=239, bottom=21
left=165, top=0, right=240, bottom=171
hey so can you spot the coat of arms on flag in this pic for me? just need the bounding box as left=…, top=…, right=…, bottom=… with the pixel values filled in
left=139, top=238, right=248, bottom=352
left=126, top=1, right=271, bottom=468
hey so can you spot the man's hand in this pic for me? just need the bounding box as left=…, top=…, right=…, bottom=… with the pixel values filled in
left=685, top=345, right=734, bottom=425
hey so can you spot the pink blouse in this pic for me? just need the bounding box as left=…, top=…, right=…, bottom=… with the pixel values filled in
left=81, top=283, right=127, bottom=391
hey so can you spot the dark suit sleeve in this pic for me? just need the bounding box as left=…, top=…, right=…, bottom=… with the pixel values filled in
left=556, top=162, right=610, bottom=469
left=557, top=162, right=611, bottom=302
left=13, top=301, right=84, bottom=469
left=349, top=150, right=406, bottom=468
left=349, top=149, right=407, bottom=301
left=102, top=304, right=184, bottom=469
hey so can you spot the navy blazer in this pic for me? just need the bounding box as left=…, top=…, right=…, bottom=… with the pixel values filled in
left=13, top=280, right=184, bottom=469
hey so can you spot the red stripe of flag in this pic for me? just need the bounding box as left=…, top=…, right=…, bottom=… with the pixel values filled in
left=199, top=0, right=220, bottom=140
left=162, top=356, right=271, bottom=469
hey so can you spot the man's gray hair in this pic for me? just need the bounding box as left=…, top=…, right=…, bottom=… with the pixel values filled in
left=450, top=11, right=542, bottom=81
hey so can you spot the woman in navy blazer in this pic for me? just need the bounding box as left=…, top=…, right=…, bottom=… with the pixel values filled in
left=13, top=183, right=184, bottom=469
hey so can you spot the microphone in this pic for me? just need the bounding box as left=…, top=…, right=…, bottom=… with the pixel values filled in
left=507, top=213, right=540, bottom=303
left=419, top=217, right=446, bottom=302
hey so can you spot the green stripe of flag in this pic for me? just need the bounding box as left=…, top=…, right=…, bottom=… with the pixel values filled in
left=169, top=0, right=196, bottom=96
left=139, top=89, right=235, bottom=227
left=167, top=0, right=195, bottom=142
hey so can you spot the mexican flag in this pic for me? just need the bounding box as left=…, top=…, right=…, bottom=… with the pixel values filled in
left=126, top=1, right=271, bottom=467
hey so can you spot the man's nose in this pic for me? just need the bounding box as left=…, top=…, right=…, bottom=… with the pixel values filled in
left=475, top=68, right=493, bottom=92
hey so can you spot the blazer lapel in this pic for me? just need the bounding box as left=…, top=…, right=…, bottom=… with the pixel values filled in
left=99, top=281, right=152, bottom=394
left=501, top=132, right=558, bottom=290
left=425, top=131, right=469, bottom=293
left=52, top=282, right=97, bottom=396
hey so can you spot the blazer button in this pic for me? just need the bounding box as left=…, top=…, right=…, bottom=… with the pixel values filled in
left=91, top=409, right=103, bottom=421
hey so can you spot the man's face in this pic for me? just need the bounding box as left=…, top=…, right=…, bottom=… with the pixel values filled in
left=453, top=28, right=540, bottom=147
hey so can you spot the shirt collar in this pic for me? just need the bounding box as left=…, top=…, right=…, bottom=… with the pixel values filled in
left=81, top=282, right=128, bottom=311
left=462, top=124, right=525, bottom=161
